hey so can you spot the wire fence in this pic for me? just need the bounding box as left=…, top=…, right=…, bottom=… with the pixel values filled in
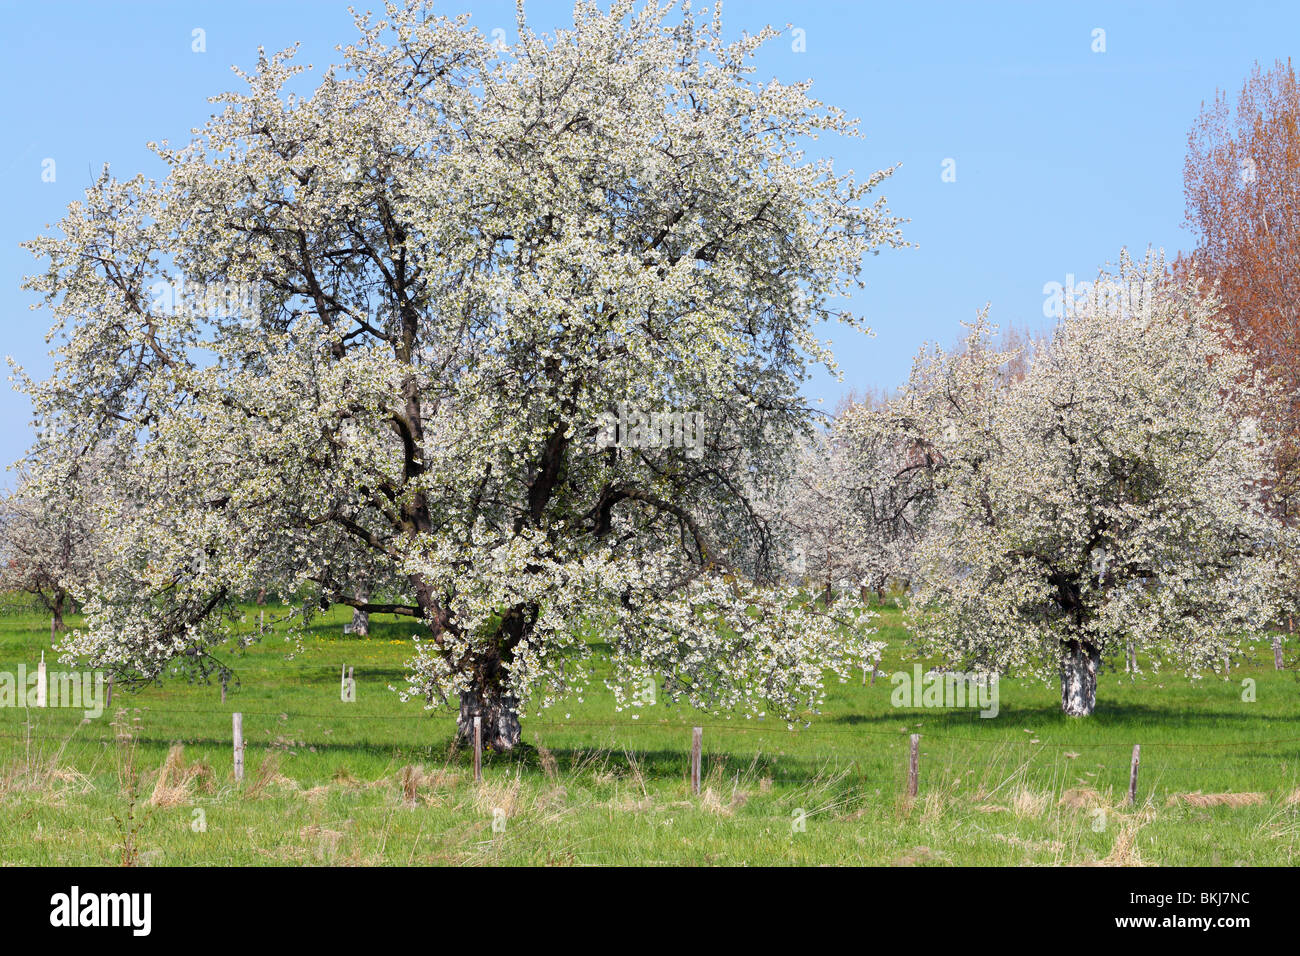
left=0, top=596, right=48, bottom=617
left=0, top=625, right=1297, bottom=796
left=2, top=704, right=1298, bottom=762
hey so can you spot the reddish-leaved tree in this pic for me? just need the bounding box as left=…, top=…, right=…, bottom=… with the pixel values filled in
left=1179, top=58, right=1300, bottom=662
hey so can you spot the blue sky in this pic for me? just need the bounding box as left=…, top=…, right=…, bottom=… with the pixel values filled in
left=1, top=0, right=1296, bottom=480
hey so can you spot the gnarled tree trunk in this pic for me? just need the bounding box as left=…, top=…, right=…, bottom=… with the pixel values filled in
left=347, top=607, right=369, bottom=636
left=413, top=573, right=526, bottom=752
left=49, top=590, right=66, bottom=641
left=457, top=665, right=521, bottom=752
left=344, top=589, right=370, bottom=636
left=1059, top=639, right=1100, bottom=716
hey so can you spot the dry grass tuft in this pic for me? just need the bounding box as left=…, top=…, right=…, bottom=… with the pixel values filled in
left=534, top=785, right=571, bottom=812
left=245, top=752, right=298, bottom=798
left=893, top=845, right=947, bottom=866
left=699, top=786, right=728, bottom=814
left=611, top=792, right=652, bottom=812
left=148, top=745, right=212, bottom=808
left=298, top=823, right=345, bottom=860
left=537, top=745, right=559, bottom=780
left=1100, top=824, right=1145, bottom=866
left=1166, top=791, right=1266, bottom=808
left=1060, top=787, right=1106, bottom=810
left=332, top=766, right=360, bottom=787
left=472, top=771, right=523, bottom=818
left=1090, top=804, right=1158, bottom=866
left=920, top=790, right=950, bottom=824
left=401, top=765, right=419, bottom=805
left=395, top=764, right=459, bottom=806
left=695, top=758, right=751, bottom=816
left=699, top=784, right=750, bottom=816
left=1010, top=787, right=1050, bottom=818
left=0, top=731, right=94, bottom=799
left=993, top=832, right=1064, bottom=854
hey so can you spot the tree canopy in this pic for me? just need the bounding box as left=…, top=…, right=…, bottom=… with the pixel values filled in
left=18, top=0, right=899, bottom=746
left=841, top=253, right=1283, bottom=715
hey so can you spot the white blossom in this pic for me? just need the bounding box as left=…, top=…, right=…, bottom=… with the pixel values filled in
left=18, top=1, right=897, bottom=745
left=845, top=251, right=1286, bottom=715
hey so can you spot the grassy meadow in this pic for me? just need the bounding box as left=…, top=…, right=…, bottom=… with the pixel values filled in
left=0, top=600, right=1297, bottom=866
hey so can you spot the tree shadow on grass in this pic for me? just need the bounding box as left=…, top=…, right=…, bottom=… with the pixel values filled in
left=832, top=699, right=1286, bottom=734
left=477, top=742, right=860, bottom=783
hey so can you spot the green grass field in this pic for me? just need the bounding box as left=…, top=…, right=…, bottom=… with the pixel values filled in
left=0, top=602, right=1296, bottom=866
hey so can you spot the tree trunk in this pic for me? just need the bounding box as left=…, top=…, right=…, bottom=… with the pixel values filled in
left=457, top=672, right=521, bottom=752
left=347, top=607, right=369, bottom=636
left=345, top=588, right=370, bottom=636
left=49, top=591, right=66, bottom=639
left=410, top=574, right=526, bottom=752
left=1059, top=639, right=1100, bottom=716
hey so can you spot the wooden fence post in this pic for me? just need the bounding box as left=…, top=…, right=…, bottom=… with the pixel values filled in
left=473, top=714, right=483, bottom=783
left=690, top=726, right=702, bottom=795
left=106, top=674, right=113, bottom=710
left=907, top=734, right=920, bottom=798
left=220, top=673, right=227, bottom=704
left=232, top=712, right=244, bottom=783
left=1127, top=744, right=1140, bottom=805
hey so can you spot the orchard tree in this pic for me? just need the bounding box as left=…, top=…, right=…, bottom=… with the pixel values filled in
left=19, top=1, right=898, bottom=747
left=832, top=395, right=936, bottom=598
left=0, top=448, right=111, bottom=638
left=873, top=252, right=1281, bottom=716
left=779, top=427, right=866, bottom=604
left=781, top=397, right=930, bottom=604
